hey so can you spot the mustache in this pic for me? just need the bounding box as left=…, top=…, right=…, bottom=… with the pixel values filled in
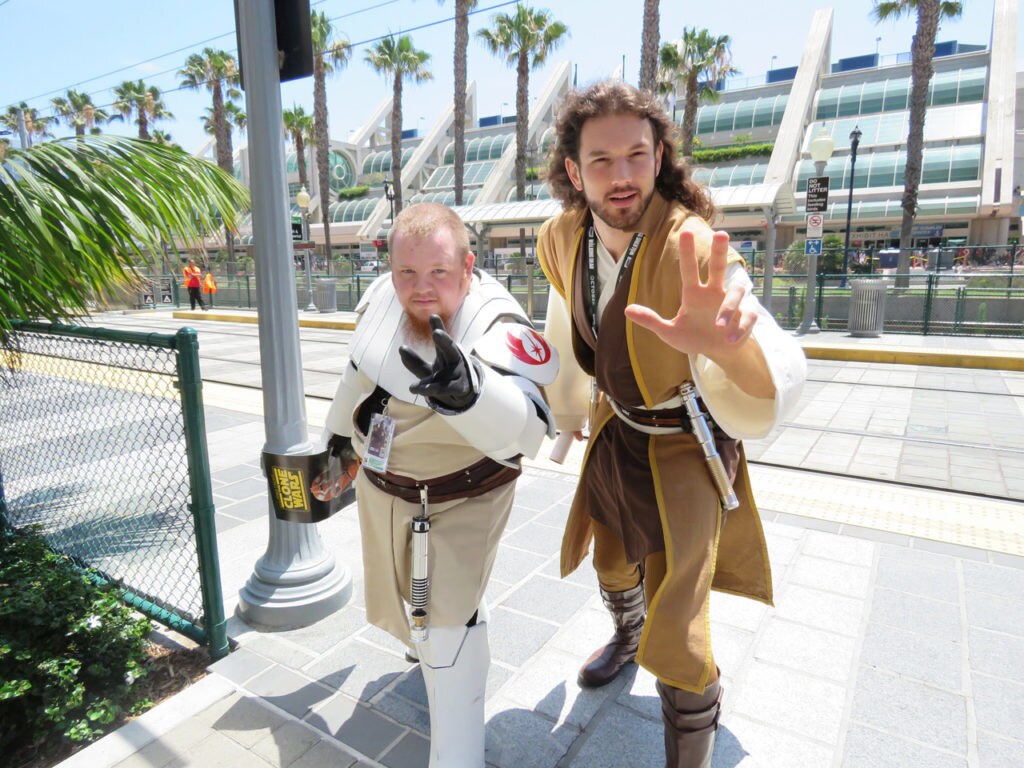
left=606, top=186, right=640, bottom=198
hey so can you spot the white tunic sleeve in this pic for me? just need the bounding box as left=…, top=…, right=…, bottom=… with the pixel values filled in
left=690, top=262, right=807, bottom=439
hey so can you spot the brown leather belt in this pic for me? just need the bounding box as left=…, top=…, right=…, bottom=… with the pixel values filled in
left=614, top=402, right=693, bottom=431
left=362, top=456, right=521, bottom=504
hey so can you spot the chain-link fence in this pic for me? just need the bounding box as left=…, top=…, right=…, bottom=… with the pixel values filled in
left=0, top=323, right=227, bottom=658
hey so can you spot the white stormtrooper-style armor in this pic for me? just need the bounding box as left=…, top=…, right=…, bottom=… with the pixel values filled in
left=325, top=269, right=557, bottom=458
left=324, top=270, right=558, bottom=768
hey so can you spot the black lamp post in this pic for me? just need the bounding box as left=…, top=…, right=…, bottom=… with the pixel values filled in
left=842, top=126, right=862, bottom=287
left=383, top=179, right=395, bottom=223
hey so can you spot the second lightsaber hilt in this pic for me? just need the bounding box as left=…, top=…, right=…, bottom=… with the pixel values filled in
left=678, top=382, right=740, bottom=511
left=410, top=486, right=430, bottom=643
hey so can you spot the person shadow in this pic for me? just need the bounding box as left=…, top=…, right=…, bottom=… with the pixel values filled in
left=483, top=661, right=748, bottom=768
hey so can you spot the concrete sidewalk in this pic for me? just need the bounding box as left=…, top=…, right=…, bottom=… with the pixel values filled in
left=62, top=417, right=1024, bottom=768
left=55, top=310, right=1024, bottom=768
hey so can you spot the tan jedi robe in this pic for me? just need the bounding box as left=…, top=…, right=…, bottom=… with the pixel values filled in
left=538, top=193, right=805, bottom=691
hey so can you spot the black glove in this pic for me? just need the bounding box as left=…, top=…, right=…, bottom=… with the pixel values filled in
left=399, top=315, right=480, bottom=412
left=326, top=432, right=357, bottom=462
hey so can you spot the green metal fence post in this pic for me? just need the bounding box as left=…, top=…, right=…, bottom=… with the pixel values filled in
left=175, top=328, right=229, bottom=660
left=923, top=273, right=936, bottom=336
left=954, top=285, right=966, bottom=333
left=815, top=272, right=825, bottom=328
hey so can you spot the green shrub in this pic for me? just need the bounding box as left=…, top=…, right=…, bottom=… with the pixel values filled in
left=691, top=142, right=774, bottom=164
left=783, top=235, right=845, bottom=274
left=336, top=185, right=369, bottom=200
left=0, top=529, right=152, bottom=759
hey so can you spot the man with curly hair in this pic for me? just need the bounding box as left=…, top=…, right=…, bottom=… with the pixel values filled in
left=537, top=80, right=806, bottom=766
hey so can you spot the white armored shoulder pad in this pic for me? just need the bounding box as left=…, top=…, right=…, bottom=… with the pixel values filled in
left=472, top=321, right=559, bottom=386
left=354, top=272, right=393, bottom=315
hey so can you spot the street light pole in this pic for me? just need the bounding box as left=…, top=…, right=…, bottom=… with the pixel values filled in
left=383, top=180, right=395, bottom=223
left=842, top=126, right=862, bottom=289
left=797, top=127, right=835, bottom=335
left=296, top=185, right=316, bottom=311
left=235, top=0, right=350, bottom=627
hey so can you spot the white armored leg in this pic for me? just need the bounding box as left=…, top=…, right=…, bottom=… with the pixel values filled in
left=415, top=617, right=490, bottom=768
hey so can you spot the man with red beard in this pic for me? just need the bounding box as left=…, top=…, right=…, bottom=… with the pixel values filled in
left=537, top=81, right=806, bottom=767
left=321, top=202, right=558, bottom=767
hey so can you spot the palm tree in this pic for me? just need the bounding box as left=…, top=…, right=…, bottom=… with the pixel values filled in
left=478, top=4, right=568, bottom=201
left=224, top=101, right=247, bottom=142
left=1, top=103, right=54, bottom=146
left=112, top=80, right=173, bottom=141
left=150, top=129, right=179, bottom=149
left=365, top=35, right=433, bottom=216
left=202, top=102, right=246, bottom=158
left=0, top=136, right=249, bottom=348
left=177, top=48, right=240, bottom=177
left=179, top=48, right=241, bottom=258
left=444, top=0, right=478, bottom=205
left=659, top=28, right=737, bottom=157
left=283, top=105, right=315, bottom=191
left=873, top=0, right=963, bottom=285
left=50, top=89, right=111, bottom=137
left=638, top=0, right=660, bottom=93
left=311, top=10, right=351, bottom=268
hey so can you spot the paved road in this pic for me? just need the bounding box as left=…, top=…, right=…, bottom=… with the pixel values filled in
left=88, top=309, right=1024, bottom=503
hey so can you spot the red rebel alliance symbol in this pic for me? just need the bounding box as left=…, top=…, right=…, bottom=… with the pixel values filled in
left=506, top=327, right=552, bottom=365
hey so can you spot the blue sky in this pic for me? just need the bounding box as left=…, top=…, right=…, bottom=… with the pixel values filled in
left=0, top=0, right=1014, bottom=153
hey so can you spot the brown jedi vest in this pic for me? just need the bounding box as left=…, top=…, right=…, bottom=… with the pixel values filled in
left=537, top=193, right=773, bottom=691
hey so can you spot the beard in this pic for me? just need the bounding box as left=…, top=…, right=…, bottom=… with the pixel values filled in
left=402, top=311, right=454, bottom=344
left=587, top=184, right=656, bottom=232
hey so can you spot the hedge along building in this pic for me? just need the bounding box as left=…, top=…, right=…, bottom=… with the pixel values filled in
left=224, top=1, right=1017, bottom=265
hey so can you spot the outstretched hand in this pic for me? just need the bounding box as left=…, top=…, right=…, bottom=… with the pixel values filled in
left=624, top=230, right=756, bottom=357
left=399, top=315, right=479, bottom=411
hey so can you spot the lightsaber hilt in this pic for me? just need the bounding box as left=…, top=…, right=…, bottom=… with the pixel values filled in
left=410, top=486, right=430, bottom=643
left=678, top=382, right=740, bottom=511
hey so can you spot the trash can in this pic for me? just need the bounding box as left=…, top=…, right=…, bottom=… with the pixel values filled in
left=847, top=279, right=888, bottom=337
left=313, top=278, right=337, bottom=313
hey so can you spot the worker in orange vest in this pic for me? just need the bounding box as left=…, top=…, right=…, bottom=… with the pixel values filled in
left=182, top=258, right=206, bottom=311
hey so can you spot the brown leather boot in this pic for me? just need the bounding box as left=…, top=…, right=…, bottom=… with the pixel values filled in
left=577, top=582, right=646, bottom=687
left=656, top=676, right=722, bottom=768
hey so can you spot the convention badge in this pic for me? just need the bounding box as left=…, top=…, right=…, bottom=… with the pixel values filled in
left=363, top=412, right=395, bottom=472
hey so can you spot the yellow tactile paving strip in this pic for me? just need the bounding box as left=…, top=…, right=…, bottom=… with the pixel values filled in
left=173, top=309, right=357, bottom=331
left=800, top=342, right=1024, bottom=372
left=749, top=464, right=1024, bottom=557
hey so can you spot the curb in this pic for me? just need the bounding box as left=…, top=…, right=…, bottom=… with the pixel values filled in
left=58, top=674, right=238, bottom=768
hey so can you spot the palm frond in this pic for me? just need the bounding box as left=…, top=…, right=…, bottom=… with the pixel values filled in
left=0, top=135, right=249, bottom=345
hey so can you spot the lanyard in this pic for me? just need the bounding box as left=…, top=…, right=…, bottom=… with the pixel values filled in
left=584, top=225, right=644, bottom=336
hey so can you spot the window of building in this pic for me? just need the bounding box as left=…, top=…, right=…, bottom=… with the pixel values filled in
left=328, top=197, right=378, bottom=223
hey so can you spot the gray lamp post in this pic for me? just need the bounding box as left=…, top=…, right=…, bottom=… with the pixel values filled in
left=235, top=0, right=351, bottom=628
left=842, top=126, right=862, bottom=288
left=296, top=185, right=316, bottom=311
left=797, top=127, right=835, bottom=335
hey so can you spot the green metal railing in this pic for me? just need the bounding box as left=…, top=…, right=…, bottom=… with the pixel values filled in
left=755, top=271, right=1024, bottom=336
left=137, top=246, right=1023, bottom=336
left=0, top=322, right=228, bottom=659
